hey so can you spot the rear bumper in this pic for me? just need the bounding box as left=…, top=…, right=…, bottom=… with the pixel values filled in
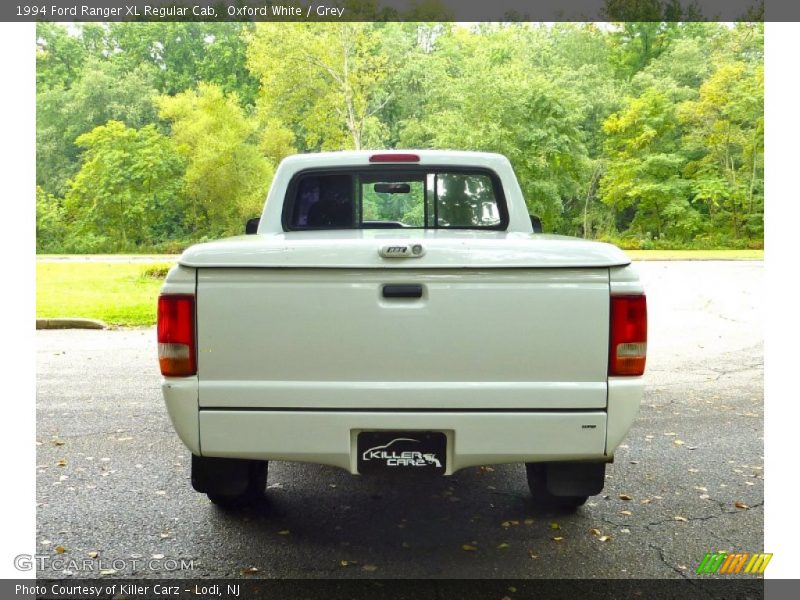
left=199, top=410, right=607, bottom=475
left=163, top=378, right=643, bottom=475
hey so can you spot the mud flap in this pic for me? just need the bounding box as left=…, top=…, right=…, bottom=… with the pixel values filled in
left=545, top=461, right=607, bottom=497
left=191, top=455, right=253, bottom=496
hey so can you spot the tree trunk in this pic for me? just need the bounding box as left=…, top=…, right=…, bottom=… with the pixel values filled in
left=582, top=165, right=601, bottom=239
left=340, top=28, right=361, bottom=150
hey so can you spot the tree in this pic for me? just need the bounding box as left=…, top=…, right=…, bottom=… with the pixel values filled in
left=680, top=62, right=764, bottom=239
left=36, top=59, right=160, bottom=198
left=396, top=24, right=589, bottom=230
left=600, top=87, right=696, bottom=241
left=36, top=187, right=67, bottom=253
left=247, top=23, right=390, bottom=150
left=65, top=121, right=186, bottom=250
left=107, top=22, right=260, bottom=105
left=36, top=22, right=87, bottom=91
left=34, top=20, right=763, bottom=251
left=157, top=83, right=273, bottom=236
left=608, top=21, right=676, bottom=79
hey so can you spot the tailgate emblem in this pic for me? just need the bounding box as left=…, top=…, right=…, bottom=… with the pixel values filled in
left=379, top=244, right=425, bottom=258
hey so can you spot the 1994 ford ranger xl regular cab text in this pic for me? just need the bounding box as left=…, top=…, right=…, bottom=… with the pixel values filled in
left=158, top=150, right=647, bottom=510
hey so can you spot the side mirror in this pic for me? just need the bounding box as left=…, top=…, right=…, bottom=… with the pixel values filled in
left=245, top=217, right=260, bottom=235
left=529, top=215, right=543, bottom=233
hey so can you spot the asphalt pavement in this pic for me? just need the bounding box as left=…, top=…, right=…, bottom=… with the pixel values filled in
left=35, top=261, right=764, bottom=579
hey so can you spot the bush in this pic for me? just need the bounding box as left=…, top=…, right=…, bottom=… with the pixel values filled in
left=598, top=234, right=763, bottom=251
left=140, top=264, right=171, bottom=280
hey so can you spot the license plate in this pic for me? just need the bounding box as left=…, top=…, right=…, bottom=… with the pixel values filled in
left=357, top=431, right=446, bottom=475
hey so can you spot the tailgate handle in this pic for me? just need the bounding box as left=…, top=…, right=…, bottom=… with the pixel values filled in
left=382, top=284, right=423, bottom=299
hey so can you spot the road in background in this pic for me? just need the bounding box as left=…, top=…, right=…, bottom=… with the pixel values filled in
left=35, top=261, right=763, bottom=578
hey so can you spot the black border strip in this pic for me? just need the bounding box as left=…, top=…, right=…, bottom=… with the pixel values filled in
left=4, top=0, right=771, bottom=23
left=10, top=577, right=772, bottom=600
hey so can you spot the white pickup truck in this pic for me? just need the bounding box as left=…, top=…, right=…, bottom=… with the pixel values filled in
left=158, top=150, right=646, bottom=510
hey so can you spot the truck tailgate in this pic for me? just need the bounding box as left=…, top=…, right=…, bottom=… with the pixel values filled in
left=196, top=267, right=609, bottom=410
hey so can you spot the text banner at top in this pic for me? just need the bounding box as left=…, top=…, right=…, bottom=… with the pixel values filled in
left=2, top=0, right=777, bottom=23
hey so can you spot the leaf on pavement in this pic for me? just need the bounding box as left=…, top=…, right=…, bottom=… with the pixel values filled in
left=551, top=536, right=564, bottom=542
left=55, top=545, right=66, bottom=554
left=589, top=528, right=602, bottom=536
left=527, top=550, right=540, bottom=559
left=598, top=535, right=612, bottom=542
left=461, top=544, right=478, bottom=552
left=735, top=501, right=750, bottom=509
left=52, top=439, right=65, bottom=446
left=56, top=459, right=67, bottom=467
left=619, top=494, right=633, bottom=501
left=277, top=530, right=290, bottom=535
left=362, top=564, right=378, bottom=572
left=674, top=516, right=688, bottom=522
left=549, top=522, right=561, bottom=529
left=620, top=510, right=632, bottom=516
left=673, top=440, right=685, bottom=446
left=497, top=543, right=510, bottom=550
left=240, top=567, right=259, bottom=576
left=88, top=551, right=98, bottom=559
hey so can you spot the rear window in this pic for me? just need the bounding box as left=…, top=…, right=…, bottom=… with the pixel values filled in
left=284, top=168, right=507, bottom=230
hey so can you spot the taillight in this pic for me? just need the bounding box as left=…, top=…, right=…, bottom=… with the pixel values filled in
left=369, top=153, right=420, bottom=163
left=157, top=294, right=196, bottom=377
left=609, top=295, right=647, bottom=376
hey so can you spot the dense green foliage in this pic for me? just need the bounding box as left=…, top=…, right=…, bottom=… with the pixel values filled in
left=36, top=21, right=763, bottom=252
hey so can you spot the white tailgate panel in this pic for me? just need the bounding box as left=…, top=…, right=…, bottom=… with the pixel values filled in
left=197, top=268, right=609, bottom=409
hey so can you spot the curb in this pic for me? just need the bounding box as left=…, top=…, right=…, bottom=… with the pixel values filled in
left=36, top=318, right=107, bottom=330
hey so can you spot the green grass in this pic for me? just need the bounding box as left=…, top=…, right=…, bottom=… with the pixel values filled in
left=625, top=249, right=763, bottom=260
left=37, top=262, right=171, bottom=326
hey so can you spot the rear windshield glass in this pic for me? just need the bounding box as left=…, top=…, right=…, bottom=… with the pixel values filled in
left=285, top=168, right=507, bottom=230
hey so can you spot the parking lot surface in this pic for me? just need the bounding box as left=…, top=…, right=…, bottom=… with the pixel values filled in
left=35, top=261, right=763, bottom=579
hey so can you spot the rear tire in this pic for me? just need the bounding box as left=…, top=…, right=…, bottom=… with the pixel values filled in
left=525, top=463, right=588, bottom=511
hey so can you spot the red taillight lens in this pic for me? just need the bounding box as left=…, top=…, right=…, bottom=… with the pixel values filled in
left=609, top=295, right=647, bottom=376
left=369, top=153, right=420, bottom=163
left=157, top=294, right=196, bottom=377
